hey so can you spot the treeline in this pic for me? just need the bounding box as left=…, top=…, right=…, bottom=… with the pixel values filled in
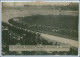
left=54, top=3, right=79, bottom=11
left=24, top=3, right=79, bottom=11
left=2, top=22, right=78, bottom=55
left=2, top=22, right=55, bottom=45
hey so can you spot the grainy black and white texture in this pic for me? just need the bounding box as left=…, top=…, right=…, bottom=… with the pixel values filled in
left=2, top=2, right=79, bottom=55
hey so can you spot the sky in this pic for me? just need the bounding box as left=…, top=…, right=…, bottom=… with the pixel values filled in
left=2, top=2, right=73, bottom=7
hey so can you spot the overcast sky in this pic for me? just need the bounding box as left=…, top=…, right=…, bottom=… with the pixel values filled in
left=2, top=2, right=79, bottom=7
left=2, top=2, right=73, bottom=7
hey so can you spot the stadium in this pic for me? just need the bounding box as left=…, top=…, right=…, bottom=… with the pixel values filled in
left=2, top=2, right=79, bottom=55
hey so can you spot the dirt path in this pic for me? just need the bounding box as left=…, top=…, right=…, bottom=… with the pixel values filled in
left=2, top=9, right=78, bottom=48
left=41, top=33, right=78, bottom=48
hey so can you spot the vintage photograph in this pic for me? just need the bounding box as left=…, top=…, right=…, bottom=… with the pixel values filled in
left=2, top=2, right=79, bottom=55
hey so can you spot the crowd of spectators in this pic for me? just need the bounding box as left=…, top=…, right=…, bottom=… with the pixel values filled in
left=8, top=18, right=78, bottom=40
left=2, top=22, right=78, bottom=55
